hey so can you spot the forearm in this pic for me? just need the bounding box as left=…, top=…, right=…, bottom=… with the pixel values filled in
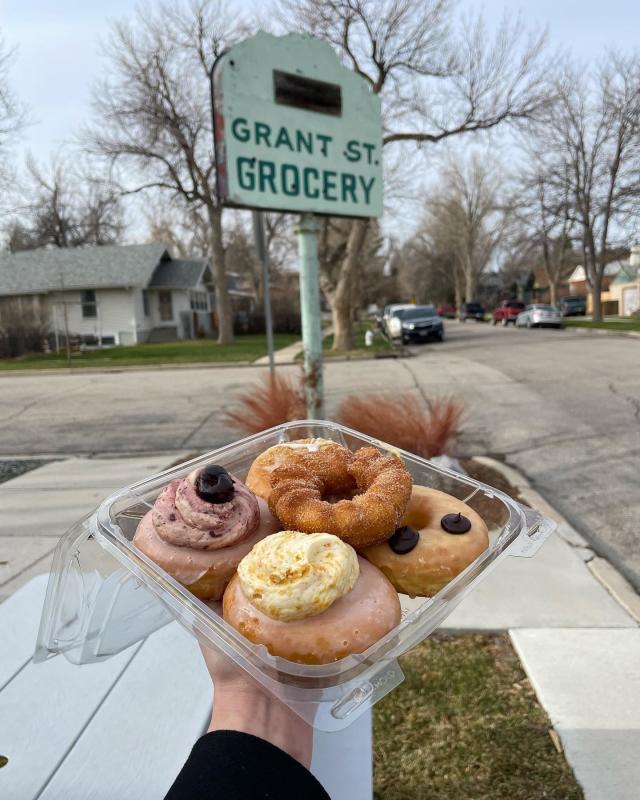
left=209, top=686, right=314, bottom=769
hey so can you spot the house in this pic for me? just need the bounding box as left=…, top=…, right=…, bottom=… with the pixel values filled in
left=567, top=247, right=640, bottom=316
left=609, top=245, right=640, bottom=317
left=0, top=242, right=254, bottom=346
left=567, top=261, right=621, bottom=315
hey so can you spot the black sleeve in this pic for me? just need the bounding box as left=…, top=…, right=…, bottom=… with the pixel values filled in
left=164, top=730, right=330, bottom=800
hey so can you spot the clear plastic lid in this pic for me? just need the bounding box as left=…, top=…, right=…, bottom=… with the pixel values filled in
left=35, top=421, right=554, bottom=730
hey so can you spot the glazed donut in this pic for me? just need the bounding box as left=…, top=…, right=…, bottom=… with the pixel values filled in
left=223, top=531, right=401, bottom=664
left=268, top=446, right=413, bottom=549
left=361, top=485, right=489, bottom=597
left=245, top=438, right=343, bottom=501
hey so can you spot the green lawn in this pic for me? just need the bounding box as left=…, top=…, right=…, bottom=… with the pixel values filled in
left=374, top=634, right=583, bottom=800
left=564, top=318, right=640, bottom=332
left=0, top=334, right=299, bottom=370
left=322, top=321, right=393, bottom=357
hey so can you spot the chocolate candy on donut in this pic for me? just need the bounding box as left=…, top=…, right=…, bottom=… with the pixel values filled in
left=267, top=445, right=413, bottom=549
left=388, top=525, right=420, bottom=554
left=440, top=512, right=472, bottom=534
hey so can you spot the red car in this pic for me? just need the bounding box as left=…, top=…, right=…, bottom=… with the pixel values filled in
left=437, top=305, right=457, bottom=319
left=492, top=300, right=526, bottom=326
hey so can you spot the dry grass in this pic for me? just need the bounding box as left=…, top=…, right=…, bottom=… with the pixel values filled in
left=224, top=372, right=306, bottom=434
left=374, top=634, right=584, bottom=800
left=337, top=394, right=465, bottom=457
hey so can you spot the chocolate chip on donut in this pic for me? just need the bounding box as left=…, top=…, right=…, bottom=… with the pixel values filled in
left=388, top=525, right=420, bottom=554
left=440, top=512, right=472, bottom=534
left=196, top=465, right=235, bottom=504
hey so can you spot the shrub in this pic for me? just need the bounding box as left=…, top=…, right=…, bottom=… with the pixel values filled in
left=224, top=371, right=306, bottom=434
left=0, top=300, right=50, bottom=358
left=336, top=393, right=465, bottom=458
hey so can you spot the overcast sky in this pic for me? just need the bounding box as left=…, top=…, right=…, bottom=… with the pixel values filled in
left=2, top=0, right=639, bottom=241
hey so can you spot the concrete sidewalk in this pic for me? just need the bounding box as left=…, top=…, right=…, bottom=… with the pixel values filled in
left=253, top=339, right=304, bottom=365
left=1, top=453, right=639, bottom=798
left=0, top=453, right=185, bottom=600
left=430, top=459, right=638, bottom=800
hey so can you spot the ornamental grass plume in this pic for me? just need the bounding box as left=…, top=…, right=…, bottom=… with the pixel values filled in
left=336, top=393, right=465, bottom=458
left=224, top=371, right=306, bottom=434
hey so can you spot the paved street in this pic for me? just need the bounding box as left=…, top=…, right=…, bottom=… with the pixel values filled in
left=1, top=323, right=639, bottom=589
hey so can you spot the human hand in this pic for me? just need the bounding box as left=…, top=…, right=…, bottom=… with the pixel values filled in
left=200, top=644, right=314, bottom=769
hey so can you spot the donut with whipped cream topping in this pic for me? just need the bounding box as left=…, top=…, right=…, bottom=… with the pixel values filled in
left=223, top=531, right=401, bottom=664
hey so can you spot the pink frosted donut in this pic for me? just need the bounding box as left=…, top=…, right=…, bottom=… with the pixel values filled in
left=134, top=464, right=279, bottom=600
left=153, top=470, right=259, bottom=551
left=223, top=556, right=401, bottom=664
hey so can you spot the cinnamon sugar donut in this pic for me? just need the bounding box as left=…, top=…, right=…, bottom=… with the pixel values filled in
left=245, top=438, right=344, bottom=501
left=361, top=485, right=489, bottom=597
left=268, top=446, right=413, bottom=549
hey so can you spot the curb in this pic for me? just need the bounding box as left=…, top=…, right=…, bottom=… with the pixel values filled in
left=564, top=325, right=640, bottom=339
left=472, top=456, right=640, bottom=623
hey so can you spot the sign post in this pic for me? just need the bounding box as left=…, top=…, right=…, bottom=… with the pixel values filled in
left=295, top=212, right=324, bottom=417
left=212, top=30, right=383, bottom=417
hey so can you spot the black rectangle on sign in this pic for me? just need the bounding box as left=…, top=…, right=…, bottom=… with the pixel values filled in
left=273, top=70, right=342, bottom=116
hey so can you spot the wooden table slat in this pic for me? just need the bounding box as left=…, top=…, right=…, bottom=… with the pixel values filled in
left=0, top=575, right=49, bottom=691
left=38, top=623, right=210, bottom=800
left=0, top=642, right=140, bottom=799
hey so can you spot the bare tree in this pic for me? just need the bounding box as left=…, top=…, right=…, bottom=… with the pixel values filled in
left=85, top=1, right=245, bottom=343
left=538, top=54, right=640, bottom=320
left=280, top=0, right=553, bottom=348
left=425, top=154, right=503, bottom=304
left=0, top=34, right=27, bottom=192
left=508, top=166, right=575, bottom=306
left=8, top=155, right=123, bottom=251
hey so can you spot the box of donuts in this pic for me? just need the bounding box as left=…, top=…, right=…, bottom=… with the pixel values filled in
left=35, top=420, right=554, bottom=731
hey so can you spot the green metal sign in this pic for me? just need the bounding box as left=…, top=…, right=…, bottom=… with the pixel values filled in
left=213, top=32, right=383, bottom=218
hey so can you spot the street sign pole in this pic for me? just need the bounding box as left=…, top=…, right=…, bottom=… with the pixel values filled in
left=252, top=210, right=275, bottom=377
left=295, top=212, right=324, bottom=418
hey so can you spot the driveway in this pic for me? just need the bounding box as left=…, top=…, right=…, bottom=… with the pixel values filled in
left=1, top=323, right=639, bottom=589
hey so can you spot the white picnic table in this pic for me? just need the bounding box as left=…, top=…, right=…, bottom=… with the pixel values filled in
left=0, top=576, right=372, bottom=799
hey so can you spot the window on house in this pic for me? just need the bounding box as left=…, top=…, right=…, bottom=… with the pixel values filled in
left=81, top=290, right=97, bottom=318
left=159, top=291, right=173, bottom=321
left=190, top=291, right=209, bottom=311
left=142, top=290, right=150, bottom=316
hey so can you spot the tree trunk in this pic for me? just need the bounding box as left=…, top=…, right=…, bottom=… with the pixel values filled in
left=549, top=278, right=558, bottom=308
left=208, top=204, right=234, bottom=344
left=464, top=270, right=475, bottom=303
left=331, top=219, right=369, bottom=351
left=591, top=270, right=603, bottom=322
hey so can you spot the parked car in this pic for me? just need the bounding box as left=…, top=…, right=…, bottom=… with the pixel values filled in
left=515, top=304, right=563, bottom=329
left=492, top=300, right=526, bottom=326
left=383, top=303, right=415, bottom=337
left=388, top=305, right=444, bottom=343
left=558, top=296, right=586, bottom=316
left=436, top=304, right=457, bottom=319
left=459, top=302, right=485, bottom=322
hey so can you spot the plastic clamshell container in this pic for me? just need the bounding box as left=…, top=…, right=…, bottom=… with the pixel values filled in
left=35, top=421, right=554, bottom=731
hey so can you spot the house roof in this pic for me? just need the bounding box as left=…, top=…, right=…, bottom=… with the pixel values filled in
left=612, top=261, right=638, bottom=285
left=0, top=243, right=210, bottom=296
left=569, top=261, right=623, bottom=283
left=148, top=258, right=209, bottom=289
